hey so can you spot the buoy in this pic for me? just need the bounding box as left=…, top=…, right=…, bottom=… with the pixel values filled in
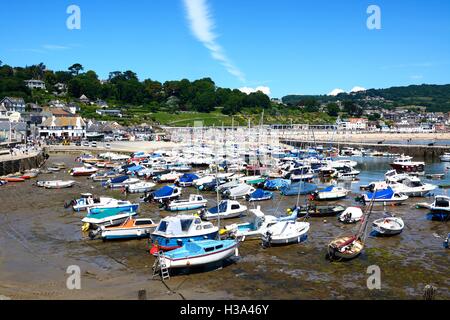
left=81, top=223, right=90, bottom=232
left=219, top=228, right=228, bottom=235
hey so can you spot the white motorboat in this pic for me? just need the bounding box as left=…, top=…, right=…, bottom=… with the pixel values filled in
left=372, top=217, right=405, bottom=235
left=429, top=196, right=450, bottom=217
left=261, top=220, right=310, bottom=246
left=70, top=193, right=118, bottom=212
left=386, top=176, right=436, bottom=197
left=390, top=155, right=425, bottom=174
left=312, top=186, right=349, bottom=201
left=90, top=217, right=156, bottom=240
left=223, top=183, right=256, bottom=199
left=440, top=153, right=450, bottom=162
left=201, top=200, right=248, bottom=220
left=338, top=207, right=364, bottom=224
left=166, top=194, right=208, bottom=211
left=70, top=165, right=98, bottom=177
left=125, top=181, right=156, bottom=193
left=361, top=188, right=409, bottom=205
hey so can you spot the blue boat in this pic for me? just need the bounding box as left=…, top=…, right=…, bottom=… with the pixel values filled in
left=0, top=180, right=7, bottom=186
left=247, top=189, right=273, bottom=202
left=281, top=182, right=317, bottom=196
left=147, top=185, right=182, bottom=202
left=82, top=201, right=139, bottom=227
left=264, top=179, right=291, bottom=190
left=176, top=173, right=199, bottom=187
left=150, top=215, right=219, bottom=251
left=160, top=239, right=238, bottom=269
left=102, top=175, right=128, bottom=187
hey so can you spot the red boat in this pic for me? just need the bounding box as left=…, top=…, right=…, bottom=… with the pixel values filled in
left=390, top=155, right=425, bottom=173
left=0, top=177, right=25, bottom=182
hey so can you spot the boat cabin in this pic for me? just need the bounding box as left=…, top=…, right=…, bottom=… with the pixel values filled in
left=155, top=215, right=215, bottom=235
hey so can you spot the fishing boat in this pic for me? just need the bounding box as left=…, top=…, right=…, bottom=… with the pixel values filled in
left=338, top=207, right=364, bottom=224
left=89, top=217, right=156, bottom=240
left=146, top=185, right=182, bottom=202
left=158, top=239, right=238, bottom=269
left=70, top=165, right=98, bottom=177
left=150, top=215, right=219, bottom=251
left=166, top=194, right=208, bottom=211
left=261, top=220, right=310, bottom=246
left=224, top=183, right=256, bottom=199
left=82, top=201, right=139, bottom=228
left=247, top=189, right=273, bottom=202
left=175, top=173, right=199, bottom=187
left=390, top=155, right=425, bottom=174
left=68, top=193, right=118, bottom=212
left=440, top=153, right=450, bottom=162
left=37, top=180, right=76, bottom=189
left=201, top=200, right=247, bottom=220
left=280, top=182, right=317, bottom=196
left=293, top=204, right=346, bottom=218
left=223, top=206, right=295, bottom=241
left=372, top=216, right=405, bottom=236
left=360, top=187, right=409, bottom=205
left=125, top=181, right=156, bottom=193
left=312, top=186, right=349, bottom=201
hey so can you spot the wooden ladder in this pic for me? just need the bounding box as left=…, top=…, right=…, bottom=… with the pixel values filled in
left=152, top=250, right=170, bottom=281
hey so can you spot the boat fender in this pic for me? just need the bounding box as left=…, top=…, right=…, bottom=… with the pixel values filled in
left=235, top=247, right=239, bottom=257
left=82, top=223, right=90, bottom=232
left=137, top=230, right=142, bottom=237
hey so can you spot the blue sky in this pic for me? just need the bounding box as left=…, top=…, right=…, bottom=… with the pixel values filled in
left=1, top=0, right=449, bottom=97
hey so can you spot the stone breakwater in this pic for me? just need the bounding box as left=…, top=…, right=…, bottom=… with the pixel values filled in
left=0, top=151, right=47, bottom=176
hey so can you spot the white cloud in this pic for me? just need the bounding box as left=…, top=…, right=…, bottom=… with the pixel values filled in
left=182, top=0, right=245, bottom=82
left=410, top=75, right=423, bottom=80
left=42, top=44, right=70, bottom=50
left=328, top=88, right=346, bottom=96
left=239, top=86, right=271, bottom=95
left=350, top=86, right=366, bottom=93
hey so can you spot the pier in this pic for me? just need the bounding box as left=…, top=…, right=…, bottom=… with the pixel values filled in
left=0, top=150, right=47, bottom=176
left=282, top=139, right=450, bottom=160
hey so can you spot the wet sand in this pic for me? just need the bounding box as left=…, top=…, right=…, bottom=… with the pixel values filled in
left=0, top=153, right=448, bottom=300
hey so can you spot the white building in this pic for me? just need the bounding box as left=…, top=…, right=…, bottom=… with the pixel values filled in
left=337, top=118, right=368, bottom=131
left=24, top=80, right=46, bottom=90
left=39, top=116, right=86, bottom=138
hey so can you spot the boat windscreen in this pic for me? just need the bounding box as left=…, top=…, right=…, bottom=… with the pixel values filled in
left=180, top=219, right=193, bottom=232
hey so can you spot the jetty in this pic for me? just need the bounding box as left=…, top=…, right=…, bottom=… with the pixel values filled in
left=0, top=150, right=47, bottom=176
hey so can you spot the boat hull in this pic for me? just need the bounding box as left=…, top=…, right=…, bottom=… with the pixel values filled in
left=150, top=231, right=219, bottom=251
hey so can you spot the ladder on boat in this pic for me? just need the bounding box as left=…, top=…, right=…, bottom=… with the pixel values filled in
left=152, top=250, right=170, bottom=281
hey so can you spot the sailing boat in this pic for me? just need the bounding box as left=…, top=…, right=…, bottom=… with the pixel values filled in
left=327, top=189, right=376, bottom=261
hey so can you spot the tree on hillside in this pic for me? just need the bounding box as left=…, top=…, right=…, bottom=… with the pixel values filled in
left=326, top=102, right=340, bottom=117
left=343, top=100, right=363, bottom=117
left=68, top=63, right=84, bottom=75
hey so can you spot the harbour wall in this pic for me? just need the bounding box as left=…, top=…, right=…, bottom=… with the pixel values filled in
left=0, top=151, right=47, bottom=176
left=282, top=140, right=450, bottom=161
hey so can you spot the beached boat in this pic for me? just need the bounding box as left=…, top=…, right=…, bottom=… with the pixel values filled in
left=223, top=206, right=295, bottom=241
left=280, top=182, right=317, bottom=196
left=158, top=239, right=239, bottom=269
left=176, top=173, right=199, bottom=187
left=125, top=181, right=156, bottom=193
left=440, top=153, right=450, bottom=162
left=294, top=204, right=346, bottom=218
left=224, top=183, right=256, bottom=199
left=103, top=176, right=140, bottom=189
left=338, top=207, right=364, bottom=224
left=312, top=186, right=349, bottom=201
left=428, top=196, right=450, bottom=219
left=372, top=216, right=405, bottom=236
left=328, top=236, right=364, bottom=260
left=166, top=194, right=208, bottom=211
left=90, top=217, right=156, bottom=240
left=69, top=193, right=118, bottom=212
left=444, top=233, right=449, bottom=249
left=0, top=176, right=25, bottom=182
left=360, top=187, right=409, bottom=205
left=150, top=215, right=219, bottom=251
left=247, top=189, right=273, bottom=202
left=261, top=220, right=310, bottom=246
left=82, top=201, right=139, bottom=227
left=201, top=200, right=247, bottom=220
left=390, top=155, right=425, bottom=174
left=263, top=179, right=291, bottom=190
left=154, top=171, right=183, bottom=183
left=0, top=180, right=7, bottom=186
left=37, top=180, right=76, bottom=189
left=70, top=165, right=98, bottom=177
left=146, top=185, right=182, bottom=202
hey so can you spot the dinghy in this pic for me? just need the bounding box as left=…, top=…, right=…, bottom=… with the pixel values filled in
left=70, top=165, right=98, bottom=177
left=372, top=216, right=405, bottom=236
left=360, top=187, right=409, bottom=205
left=338, top=207, right=364, bottom=224
left=89, top=217, right=156, bottom=240
left=150, top=215, right=219, bottom=251
left=280, top=182, right=317, bottom=196
left=261, top=220, right=310, bottom=246
left=293, top=204, right=346, bottom=218
left=0, top=177, right=25, bottom=183
left=201, top=200, right=247, bottom=220
left=146, top=185, right=182, bottom=202
left=158, top=239, right=238, bottom=269
left=125, top=181, right=156, bottom=194
left=166, top=194, right=208, bottom=211
left=312, top=186, right=349, bottom=201
left=37, top=180, right=76, bottom=189
left=82, top=201, right=139, bottom=228
left=69, top=193, right=118, bottom=212
left=223, top=183, right=256, bottom=199
left=247, top=189, right=273, bottom=202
